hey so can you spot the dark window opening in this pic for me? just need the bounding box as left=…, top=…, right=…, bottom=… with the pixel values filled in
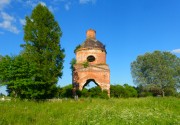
left=87, top=55, right=95, bottom=62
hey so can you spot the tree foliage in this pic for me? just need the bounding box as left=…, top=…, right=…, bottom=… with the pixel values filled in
left=74, top=44, right=81, bottom=53
left=110, top=84, right=137, bottom=98
left=0, top=55, right=33, bottom=97
left=15, top=4, right=65, bottom=99
left=57, top=85, right=109, bottom=99
left=58, top=84, right=137, bottom=99
left=58, top=84, right=73, bottom=98
left=131, top=51, right=180, bottom=96
left=70, top=58, right=76, bottom=72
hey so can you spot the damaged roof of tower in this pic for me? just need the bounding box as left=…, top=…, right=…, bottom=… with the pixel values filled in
left=81, top=39, right=106, bottom=51
left=80, top=29, right=106, bottom=51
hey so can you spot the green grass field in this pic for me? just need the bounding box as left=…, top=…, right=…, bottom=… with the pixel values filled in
left=0, top=97, right=179, bottom=125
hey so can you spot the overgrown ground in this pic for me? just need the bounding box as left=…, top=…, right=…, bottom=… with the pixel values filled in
left=0, top=97, right=179, bottom=125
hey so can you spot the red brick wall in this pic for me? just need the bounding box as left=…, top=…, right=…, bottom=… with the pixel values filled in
left=86, top=29, right=96, bottom=39
left=77, top=70, right=110, bottom=90
left=76, top=48, right=106, bottom=65
left=73, top=64, right=110, bottom=95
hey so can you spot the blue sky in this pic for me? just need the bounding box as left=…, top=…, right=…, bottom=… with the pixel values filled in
left=0, top=0, right=180, bottom=94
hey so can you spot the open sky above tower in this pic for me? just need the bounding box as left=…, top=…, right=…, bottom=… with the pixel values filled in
left=0, top=0, right=180, bottom=94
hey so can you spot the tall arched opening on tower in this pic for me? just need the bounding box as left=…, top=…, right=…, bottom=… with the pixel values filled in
left=83, top=79, right=99, bottom=89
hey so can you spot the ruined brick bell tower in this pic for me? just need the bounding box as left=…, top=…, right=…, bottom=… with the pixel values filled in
left=73, top=29, right=110, bottom=96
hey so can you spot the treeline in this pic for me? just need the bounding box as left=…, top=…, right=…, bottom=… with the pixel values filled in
left=55, top=85, right=108, bottom=99
left=56, top=84, right=180, bottom=99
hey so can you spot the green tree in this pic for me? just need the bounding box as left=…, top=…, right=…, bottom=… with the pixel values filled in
left=81, top=88, right=89, bottom=97
left=59, top=84, right=73, bottom=98
left=131, top=51, right=180, bottom=97
left=0, top=55, right=3, bottom=86
left=110, top=84, right=137, bottom=98
left=74, top=44, right=81, bottom=53
left=123, top=84, right=138, bottom=97
left=0, top=56, right=11, bottom=89
left=21, top=4, right=65, bottom=99
left=89, top=86, right=102, bottom=98
left=70, top=58, right=76, bottom=72
left=0, top=55, right=33, bottom=98
left=110, top=85, right=125, bottom=98
left=136, top=85, right=153, bottom=97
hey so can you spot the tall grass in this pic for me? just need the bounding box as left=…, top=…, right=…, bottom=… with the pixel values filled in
left=0, top=97, right=179, bottom=125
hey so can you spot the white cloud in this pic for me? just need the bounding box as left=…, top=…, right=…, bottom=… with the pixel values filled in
left=25, top=0, right=37, bottom=8
left=65, top=2, right=71, bottom=11
left=49, top=6, right=54, bottom=12
left=171, top=49, right=180, bottom=54
left=39, top=1, right=46, bottom=6
left=0, top=21, right=19, bottom=34
left=51, top=0, right=66, bottom=3
left=18, top=0, right=40, bottom=8
left=79, top=0, right=96, bottom=4
left=1, top=11, right=14, bottom=21
left=19, top=18, right=26, bottom=25
left=26, top=1, right=48, bottom=8
left=0, top=12, right=19, bottom=34
left=17, top=0, right=71, bottom=11
left=0, top=0, right=10, bottom=10
left=48, top=5, right=58, bottom=13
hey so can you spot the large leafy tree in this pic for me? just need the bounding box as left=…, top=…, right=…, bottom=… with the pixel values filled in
left=131, top=51, right=180, bottom=96
left=0, top=55, right=33, bottom=98
left=0, top=55, right=3, bottom=86
left=21, top=4, right=65, bottom=99
left=110, top=84, right=137, bottom=98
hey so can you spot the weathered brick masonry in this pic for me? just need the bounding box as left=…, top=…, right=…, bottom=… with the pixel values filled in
left=73, top=29, right=110, bottom=96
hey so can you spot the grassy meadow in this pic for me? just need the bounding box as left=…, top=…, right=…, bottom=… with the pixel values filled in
left=0, top=97, right=180, bottom=125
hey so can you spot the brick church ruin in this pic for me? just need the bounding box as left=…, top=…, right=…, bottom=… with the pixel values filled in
left=73, top=29, right=110, bottom=96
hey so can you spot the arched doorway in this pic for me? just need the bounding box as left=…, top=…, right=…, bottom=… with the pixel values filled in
left=83, top=79, right=100, bottom=89
left=80, top=79, right=106, bottom=98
